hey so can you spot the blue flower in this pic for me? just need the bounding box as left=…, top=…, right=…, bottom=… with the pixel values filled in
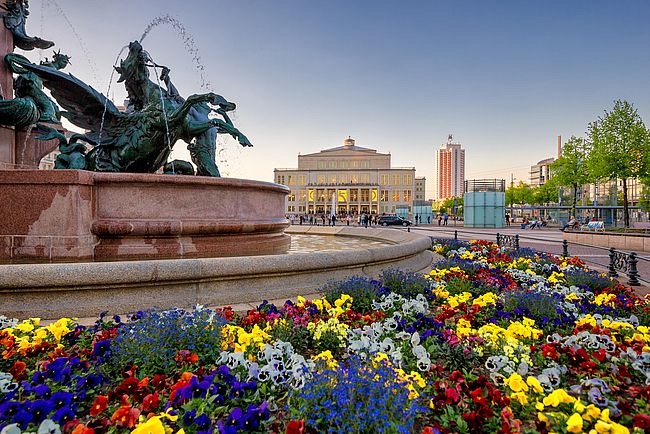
left=51, top=407, right=75, bottom=425
left=30, top=400, right=54, bottom=424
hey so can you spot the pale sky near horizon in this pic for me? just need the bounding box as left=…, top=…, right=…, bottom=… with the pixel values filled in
left=22, top=0, right=650, bottom=199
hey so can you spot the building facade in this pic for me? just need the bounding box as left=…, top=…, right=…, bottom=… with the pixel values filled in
left=274, top=137, right=416, bottom=217
left=436, top=135, right=465, bottom=200
left=414, top=176, right=426, bottom=202
left=530, top=157, right=555, bottom=186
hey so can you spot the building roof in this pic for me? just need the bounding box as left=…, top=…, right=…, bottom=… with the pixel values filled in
left=300, top=137, right=389, bottom=157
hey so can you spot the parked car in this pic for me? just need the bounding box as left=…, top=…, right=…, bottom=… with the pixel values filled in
left=378, top=215, right=412, bottom=227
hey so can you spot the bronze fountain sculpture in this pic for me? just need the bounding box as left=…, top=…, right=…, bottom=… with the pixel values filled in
left=0, top=0, right=252, bottom=177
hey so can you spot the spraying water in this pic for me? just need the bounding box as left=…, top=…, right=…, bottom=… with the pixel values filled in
left=140, top=15, right=211, bottom=91
left=42, top=0, right=100, bottom=84
left=98, top=45, right=129, bottom=146
left=20, top=124, right=34, bottom=167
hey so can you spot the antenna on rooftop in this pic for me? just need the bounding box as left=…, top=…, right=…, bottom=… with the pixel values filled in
left=447, top=134, right=453, bottom=144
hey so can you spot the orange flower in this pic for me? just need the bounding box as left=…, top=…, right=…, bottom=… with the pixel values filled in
left=71, top=423, right=95, bottom=434
left=111, top=404, right=141, bottom=428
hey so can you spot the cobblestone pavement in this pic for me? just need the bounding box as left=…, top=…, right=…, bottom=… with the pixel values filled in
left=405, top=224, right=650, bottom=295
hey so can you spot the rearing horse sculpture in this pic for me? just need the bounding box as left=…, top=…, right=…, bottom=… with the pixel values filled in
left=6, top=41, right=252, bottom=175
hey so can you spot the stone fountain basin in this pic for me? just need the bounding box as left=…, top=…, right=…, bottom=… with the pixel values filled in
left=0, top=170, right=291, bottom=262
left=0, top=226, right=433, bottom=320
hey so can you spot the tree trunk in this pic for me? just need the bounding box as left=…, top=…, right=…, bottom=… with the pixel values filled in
left=623, top=178, right=630, bottom=228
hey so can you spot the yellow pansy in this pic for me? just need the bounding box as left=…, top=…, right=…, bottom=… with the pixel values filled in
left=131, top=416, right=166, bottom=434
left=566, top=413, right=583, bottom=433
left=472, top=292, right=498, bottom=307
left=543, top=389, right=575, bottom=407
left=526, top=376, right=544, bottom=394
left=510, top=391, right=528, bottom=405
left=504, top=373, right=528, bottom=393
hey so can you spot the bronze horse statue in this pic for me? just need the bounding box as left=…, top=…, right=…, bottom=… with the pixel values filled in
left=6, top=41, right=251, bottom=175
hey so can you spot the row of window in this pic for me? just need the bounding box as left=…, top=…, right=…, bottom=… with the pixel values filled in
left=316, top=160, right=371, bottom=169
left=286, top=205, right=409, bottom=214
left=277, top=173, right=414, bottom=186
left=287, top=189, right=412, bottom=203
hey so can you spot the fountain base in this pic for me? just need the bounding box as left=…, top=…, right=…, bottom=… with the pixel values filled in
left=0, top=170, right=290, bottom=262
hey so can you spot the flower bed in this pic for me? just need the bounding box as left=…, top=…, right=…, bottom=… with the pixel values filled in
left=2, top=239, right=650, bottom=433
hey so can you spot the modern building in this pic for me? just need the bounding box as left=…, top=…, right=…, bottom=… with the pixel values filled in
left=435, top=135, right=465, bottom=200
left=274, top=137, right=416, bottom=217
left=530, top=157, right=555, bottom=186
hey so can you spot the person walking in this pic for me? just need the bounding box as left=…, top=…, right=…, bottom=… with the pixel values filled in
left=443, top=213, right=449, bottom=226
left=505, top=213, right=510, bottom=226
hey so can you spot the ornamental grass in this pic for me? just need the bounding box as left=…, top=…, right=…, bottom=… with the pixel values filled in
left=2, top=239, right=650, bottom=433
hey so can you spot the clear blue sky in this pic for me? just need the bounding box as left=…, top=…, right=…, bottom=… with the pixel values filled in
left=25, top=0, right=650, bottom=198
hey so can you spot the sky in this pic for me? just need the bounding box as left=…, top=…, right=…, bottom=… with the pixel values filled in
left=21, top=0, right=650, bottom=199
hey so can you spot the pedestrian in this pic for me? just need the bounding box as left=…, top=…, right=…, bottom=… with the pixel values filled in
left=505, top=213, right=510, bottom=226
left=331, top=214, right=337, bottom=226
left=443, top=213, right=449, bottom=226
left=427, top=215, right=431, bottom=224
left=299, top=215, right=304, bottom=225
left=438, top=214, right=442, bottom=226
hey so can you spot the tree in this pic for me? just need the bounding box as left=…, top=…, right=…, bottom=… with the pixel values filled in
left=549, top=135, right=591, bottom=218
left=533, top=178, right=560, bottom=206
left=588, top=100, right=650, bottom=227
left=513, top=181, right=534, bottom=206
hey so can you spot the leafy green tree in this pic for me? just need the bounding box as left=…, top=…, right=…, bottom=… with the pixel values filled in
left=441, top=196, right=463, bottom=215
left=533, top=178, right=560, bottom=205
left=587, top=100, right=650, bottom=227
left=549, top=136, right=591, bottom=218
left=513, top=181, right=534, bottom=206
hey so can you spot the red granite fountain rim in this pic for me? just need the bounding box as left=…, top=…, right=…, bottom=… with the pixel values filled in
left=0, top=169, right=290, bottom=193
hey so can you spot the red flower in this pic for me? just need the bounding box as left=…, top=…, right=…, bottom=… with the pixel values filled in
left=89, top=395, right=109, bottom=416
left=592, top=348, right=608, bottom=363
left=8, top=361, right=27, bottom=381
left=633, top=414, right=650, bottom=430
left=539, top=343, right=559, bottom=361
left=445, top=387, right=460, bottom=404
left=286, top=419, right=305, bottom=434
left=141, top=393, right=160, bottom=413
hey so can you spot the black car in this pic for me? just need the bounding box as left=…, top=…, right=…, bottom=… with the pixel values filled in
left=378, top=215, right=412, bottom=227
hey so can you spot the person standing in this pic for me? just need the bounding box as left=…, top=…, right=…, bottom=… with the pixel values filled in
left=443, top=213, right=449, bottom=226
left=331, top=214, right=337, bottom=226
left=505, top=213, right=510, bottom=226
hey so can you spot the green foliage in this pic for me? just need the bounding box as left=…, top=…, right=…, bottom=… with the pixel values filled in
left=379, top=269, right=432, bottom=299
left=444, top=277, right=493, bottom=298
left=532, top=178, right=560, bottom=205
left=506, top=181, right=535, bottom=206
left=269, top=322, right=313, bottom=354
left=502, top=291, right=560, bottom=321
left=104, top=308, right=225, bottom=377
left=588, top=99, right=650, bottom=227
left=550, top=135, right=591, bottom=215
left=322, top=276, right=379, bottom=312
left=426, top=339, right=480, bottom=373
left=563, top=269, right=614, bottom=291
